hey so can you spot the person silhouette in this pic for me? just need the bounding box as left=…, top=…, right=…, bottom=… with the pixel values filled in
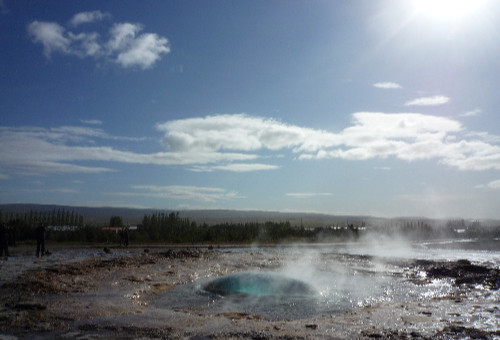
left=35, top=223, right=46, bottom=257
left=0, top=223, right=9, bottom=257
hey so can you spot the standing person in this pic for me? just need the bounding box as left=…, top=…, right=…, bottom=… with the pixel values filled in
left=35, top=223, right=46, bottom=257
left=123, top=226, right=129, bottom=248
left=0, top=223, right=9, bottom=257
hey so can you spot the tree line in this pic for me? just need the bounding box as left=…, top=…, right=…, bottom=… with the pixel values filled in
left=1, top=208, right=84, bottom=227
left=137, top=211, right=363, bottom=244
left=0, top=208, right=86, bottom=243
left=0, top=210, right=362, bottom=244
left=2, top=209, right=499, bottom=245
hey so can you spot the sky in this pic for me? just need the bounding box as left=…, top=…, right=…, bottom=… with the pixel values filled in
left=1, top=0, right=500, bottom=219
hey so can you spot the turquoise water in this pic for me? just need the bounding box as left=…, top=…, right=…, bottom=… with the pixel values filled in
left=153, top=239, right=500, bottom=320
left=203, top=272, right=317, bottom=296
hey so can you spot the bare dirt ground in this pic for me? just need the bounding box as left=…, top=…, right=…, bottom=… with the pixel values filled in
left=1, top=245, right=499, bottom=339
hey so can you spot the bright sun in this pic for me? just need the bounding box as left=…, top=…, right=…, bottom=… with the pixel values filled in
left=413, top=0, right=489, bottom=20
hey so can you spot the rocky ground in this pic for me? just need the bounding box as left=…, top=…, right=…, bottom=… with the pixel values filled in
left=0, top=245, right=499, bottom=339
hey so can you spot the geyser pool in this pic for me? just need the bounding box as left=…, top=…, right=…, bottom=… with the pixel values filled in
left=152, top=246, right=462, bottom=320
left=203, top=272, right=317, bottom=296
left=153, top=271, right=321, bottom=320
left=200, top=272, right=320, bottom=320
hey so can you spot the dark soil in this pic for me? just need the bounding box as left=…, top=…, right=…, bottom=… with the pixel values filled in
left=413, top=259, right=500, bottom=289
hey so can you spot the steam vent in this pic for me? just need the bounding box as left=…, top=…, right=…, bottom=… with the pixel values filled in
left=203, top=272, right=317, bottom=296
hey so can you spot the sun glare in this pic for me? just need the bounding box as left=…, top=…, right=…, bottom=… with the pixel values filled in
left=413, top=0, right=489, bottom=20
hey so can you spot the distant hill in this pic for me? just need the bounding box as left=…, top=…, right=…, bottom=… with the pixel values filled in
left=0, top=203, right=378, bottom=227
left=2, top=203, right=497, bottom=227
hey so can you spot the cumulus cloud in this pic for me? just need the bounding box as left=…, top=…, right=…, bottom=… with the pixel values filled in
left=108, top=22, right=170, bottom=68
left=156, top=114, right=338, bottom=154
left=28, top=12, right=170, bottom=69
left=107, top=22, right=141, bottom=51
left=68, top=31, right=102, bottom=56
left=157, top=113, right=500, bottom=171
left=373, top=82, right=402, bottom=89
left=108, top=23, right=170, bottom=69
left=69, top=10, right=110, bottom=27
left=27, top=21, right=71, bottom=57
left=404, top=95, right=450, bottom=106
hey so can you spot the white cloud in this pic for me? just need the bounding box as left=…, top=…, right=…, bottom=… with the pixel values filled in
left=108, top=23, right=142, bottom=51
left=123, top=185, right=240, bottom=202
left=28, top=13, right=170, bottom=69
left=50, top=188, right=79, bottom=194
left=114, top=31, right=170, bottom=69
left=156, top=114, right=336, bottom=154
left=2, top=112, right=500, bottom=177
left=0, top=126, right=132, bottom=175
left=80, top=119, right=103, bottom=125
left=286, top=192, right=333, bottom=198
left=69, top=11, right=110, bottom=27
left=467, top=131, right=500, bottom=144
left=158, top=113, right=500, bottom=172
left=373, top=82, right=402, bottom=89
left=68, top=32, right=102, bottom=56
left=0, top=125, right=263, bottom=176
left=27, top=21, right=71, bottom=57
left=486, top=179, right=500, bottom=189
left=404, top=95, right=450, bottom=106
left=461, top=108, right=482, bottom=117
left=190, top=163, right=280, bottom=172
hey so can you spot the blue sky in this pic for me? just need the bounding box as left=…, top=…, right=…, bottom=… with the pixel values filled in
left=1, top=0, right=500, bottom=219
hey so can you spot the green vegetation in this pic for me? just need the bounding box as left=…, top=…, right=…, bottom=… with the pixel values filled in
left=140, top=211, right=311, bottom=244
left=1, top=209, right=500, bottom=246
left=109, top=216, right=123, bottom=228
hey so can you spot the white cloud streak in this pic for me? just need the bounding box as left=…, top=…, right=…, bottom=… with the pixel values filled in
left=373, top=82, right=402, bottom=89
left=190, top=163, right=280, bottom=172
left=118, top=185, right=240, bottom=203
left=69, top=11, right=110, bottom=27
left=0, top=125, right=261, bottom=176
left=461, top=108, right=482, bottom=117
left=2, top=112, right=500, bottom=177
left=286, top=192, right=333, bottom=198
left=27, top=12, right=170, bottom=69
left=80, top=119, right=103, bottom=125
left=486, top=179, right=500, bottom=189
left=404, top=95, right=450, bottom=106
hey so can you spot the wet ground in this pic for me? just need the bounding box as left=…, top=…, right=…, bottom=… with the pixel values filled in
left=1, top=243, right=499, bottom=339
